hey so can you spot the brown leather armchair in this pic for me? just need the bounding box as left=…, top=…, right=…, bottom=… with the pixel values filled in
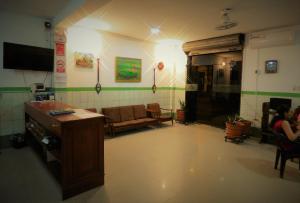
left=147, top=103, right=174, bottom=125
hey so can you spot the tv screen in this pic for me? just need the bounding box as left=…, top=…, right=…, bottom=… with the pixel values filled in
left=3, top=42, right=54, bottom=72
left=270, top=98, right=291, bottom=111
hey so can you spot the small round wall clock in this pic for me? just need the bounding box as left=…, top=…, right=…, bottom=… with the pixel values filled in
left=157, top=62, right=164, bottom=70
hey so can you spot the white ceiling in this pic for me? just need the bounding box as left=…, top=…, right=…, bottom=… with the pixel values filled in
left=1, top=0, right=299, bottom=42
left=0, top=0, right=70, bottom=19
left=77, top=0, right=300, bottom=42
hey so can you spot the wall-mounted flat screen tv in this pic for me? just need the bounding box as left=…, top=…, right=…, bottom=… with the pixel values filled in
left=3, top=42, right=54, bottom=72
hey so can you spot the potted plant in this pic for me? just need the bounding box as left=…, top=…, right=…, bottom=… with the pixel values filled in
left=176, top=99, right=186, bottom=122
left=225, top=115, right=244, bottom=138
left=225, top=115, right=252, bottom=138
left=237, top=119, right=252, bottom=135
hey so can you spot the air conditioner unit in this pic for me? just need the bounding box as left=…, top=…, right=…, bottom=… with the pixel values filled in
left=248, top=30, right=295, bottom=49
left=183, top=33, right=244, bottom=55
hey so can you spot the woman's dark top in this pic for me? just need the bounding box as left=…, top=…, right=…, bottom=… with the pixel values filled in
left=272, top=119, right=300, bottom=152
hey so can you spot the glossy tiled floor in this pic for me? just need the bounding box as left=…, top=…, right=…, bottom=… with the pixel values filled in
left=1, top=124, right=300, bottom=203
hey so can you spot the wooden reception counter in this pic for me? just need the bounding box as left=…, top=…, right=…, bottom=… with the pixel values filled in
left=25, top=101, right=104, bottom=199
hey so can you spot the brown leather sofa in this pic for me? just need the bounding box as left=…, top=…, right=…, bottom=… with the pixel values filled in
left=102, top=105, right=158, bottom=136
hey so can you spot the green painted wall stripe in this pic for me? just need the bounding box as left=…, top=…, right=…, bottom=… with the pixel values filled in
left=242, top=91, right=300, bottom=98
left=0, top=86, right=186, bottom=93
left=174, top=87, right=185, bottom=90
left=0, top=87, right=31, bottom=93
left=1, top=87, right=297, bottom=97
left=54, top=87, right=95, bottom=92
left=55, top=87, right=166, bottom=92
left=54, top=87, right=186, bottom=91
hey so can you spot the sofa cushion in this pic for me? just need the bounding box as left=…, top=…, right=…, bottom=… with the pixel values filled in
left=102, top=107, right=121, bottom=123
left=120, top=106, right=134, bottom=121
left=137, top=118, right=157, bottom=124
left=112, top=120, right=141, bottom=128
left=133, top=105, right=147, bottom=119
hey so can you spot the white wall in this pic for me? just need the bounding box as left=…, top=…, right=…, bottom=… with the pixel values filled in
left=0, top=11, right=53, bottom=87
left=65, top=26, right=173, bottom=87
left=240, top=25, right=300, bottom=126
left=54, top=26, right=186, bottom=114
left=0, top=11, right=54, bottom=137
left=173, top=44, right=186, bottom=110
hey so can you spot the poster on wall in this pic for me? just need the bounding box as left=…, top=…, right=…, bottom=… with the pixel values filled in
left=115, top=57, right=142, bottom=82
left=54, top=30, right=67, bottom=83
left=56, top=59, right=65, bottom=73
left=55, top=43, right=65, bottom=56
left=74, top=52, right=94, bottom=68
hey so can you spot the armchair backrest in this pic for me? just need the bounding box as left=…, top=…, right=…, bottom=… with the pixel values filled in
left=147, top=103, right=161, bottom=115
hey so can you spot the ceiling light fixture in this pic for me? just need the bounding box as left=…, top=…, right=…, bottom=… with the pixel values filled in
left=150, top=27, right=160, bottom=35
left=216, top=8, right=238, bottom=30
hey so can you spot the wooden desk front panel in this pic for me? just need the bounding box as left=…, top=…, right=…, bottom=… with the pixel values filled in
left=62, top=117, right=104, bottom=198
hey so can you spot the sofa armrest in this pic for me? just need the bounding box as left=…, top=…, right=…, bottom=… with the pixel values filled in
left=103, top=115, right=114, bottom=125
left=160, top=108, right=173, bottom=117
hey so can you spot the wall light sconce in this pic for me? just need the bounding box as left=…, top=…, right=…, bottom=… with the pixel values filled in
left=95, top=58, right=102, bottom=94
left=152, top=67, right=157, bottom=93
left=152, top=62, right=164, bottom=93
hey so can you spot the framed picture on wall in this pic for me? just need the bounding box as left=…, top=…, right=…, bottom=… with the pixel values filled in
left=74, top=52, right=94, bottom=68
left=115, top=57, right=142, bottom=82
left=265, top=60, right=278, bottom=73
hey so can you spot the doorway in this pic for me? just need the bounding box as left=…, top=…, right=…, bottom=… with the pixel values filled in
left=186, top=51, right=243, bottom=128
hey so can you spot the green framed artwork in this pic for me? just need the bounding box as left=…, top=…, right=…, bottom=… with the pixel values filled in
left=115, top=57, right=142, bottom=82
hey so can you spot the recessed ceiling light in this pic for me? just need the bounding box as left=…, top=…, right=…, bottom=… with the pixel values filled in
left=150, top=27, right=160, bottom=35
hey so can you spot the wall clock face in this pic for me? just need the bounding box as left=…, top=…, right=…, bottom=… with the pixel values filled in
left=157, top=62, right=164, bottom=70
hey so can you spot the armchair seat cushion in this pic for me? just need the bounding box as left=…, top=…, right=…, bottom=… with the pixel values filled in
left=159, top=115, right=173, bottom=122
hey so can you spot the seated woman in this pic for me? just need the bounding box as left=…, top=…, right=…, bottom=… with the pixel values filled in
left=270, top=105, right=300, bottom=146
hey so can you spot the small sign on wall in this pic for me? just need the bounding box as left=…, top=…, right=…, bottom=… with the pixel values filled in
left=265, top=60, right=278, bottom=73
left=55, top=43, right=65, bottom=56
left=54, top=29, right=67, bottom=83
